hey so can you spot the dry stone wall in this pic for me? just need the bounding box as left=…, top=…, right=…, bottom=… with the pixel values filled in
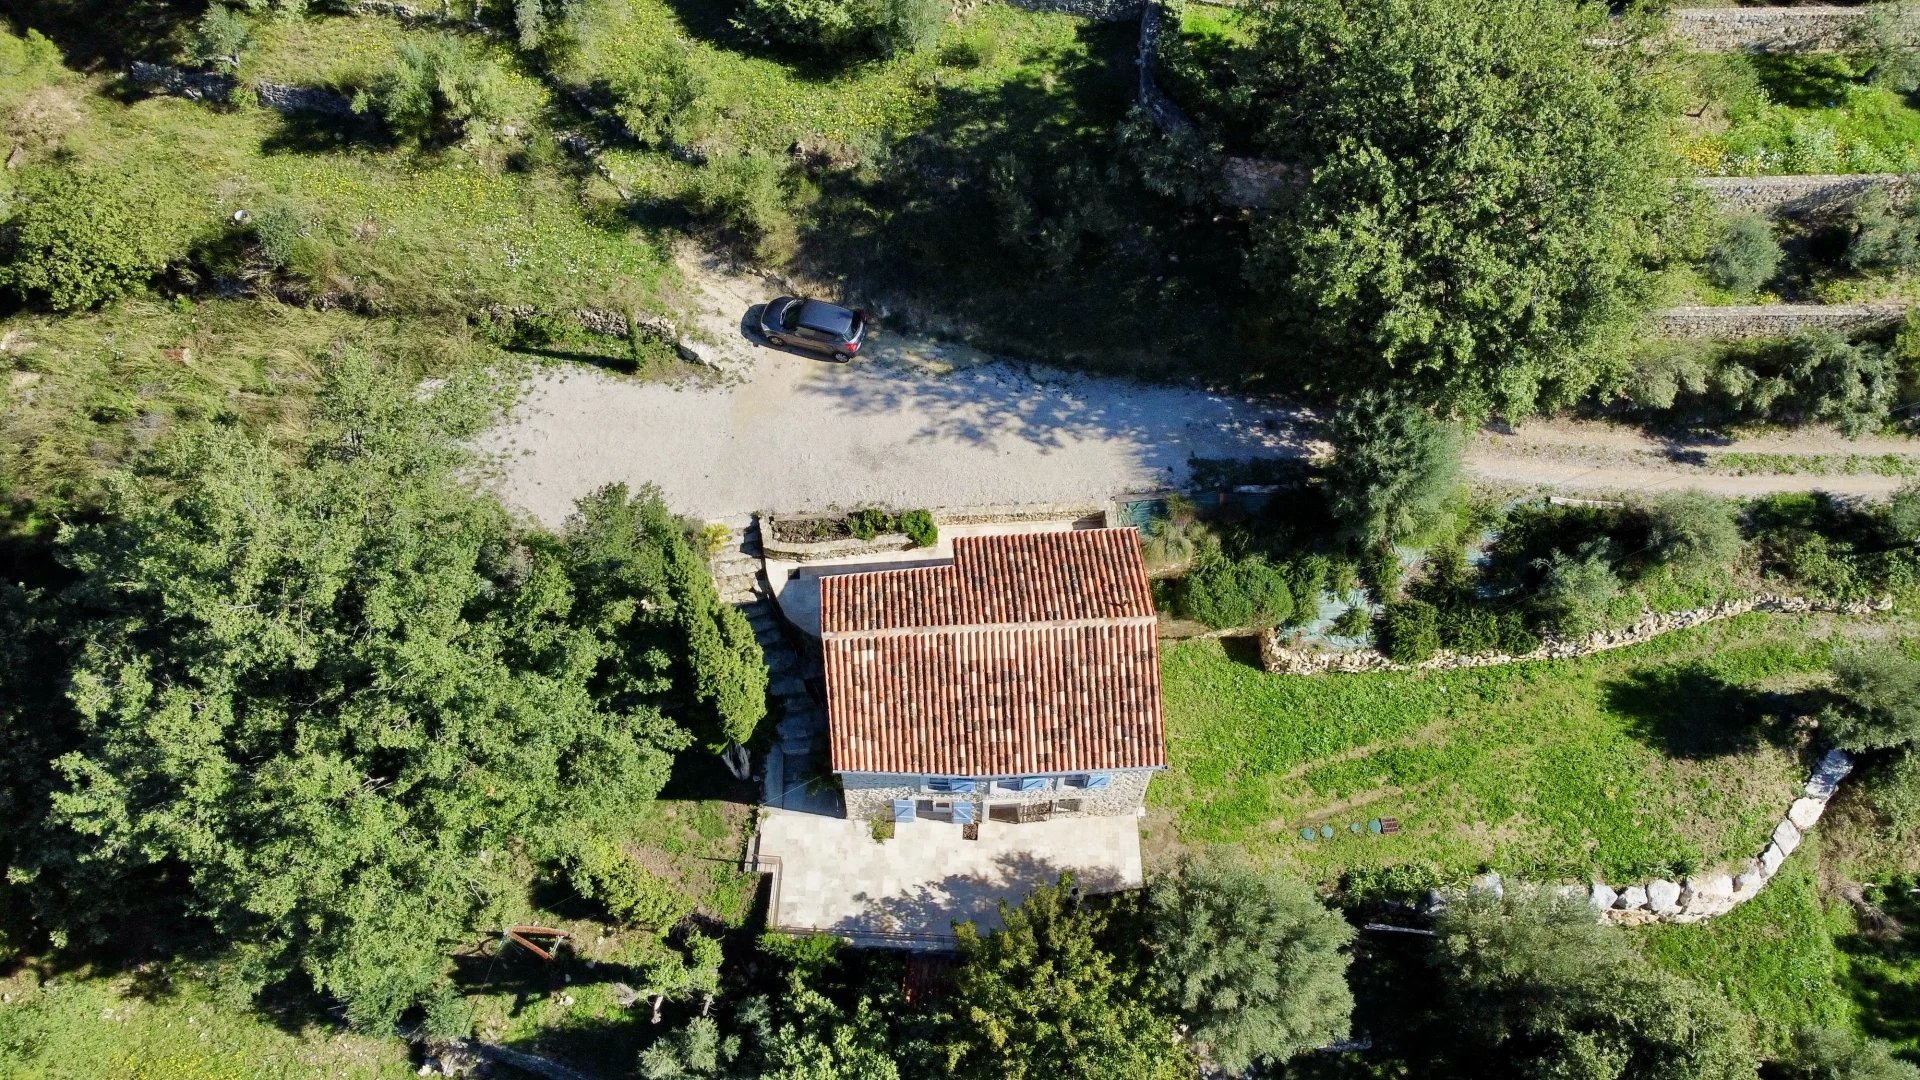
left=1262, top=594, right=1889, bottom=676
left=1698, top=173, right=1910, bottom=216
left=1654, top=303, right=1909, bottom=340
left=1440, top=748, right=1854, bottom=925
left=1667, top=5, right=1889, bottom=53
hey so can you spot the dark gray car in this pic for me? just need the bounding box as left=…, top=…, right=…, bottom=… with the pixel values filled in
left=758, top=296, right=866, bottom=361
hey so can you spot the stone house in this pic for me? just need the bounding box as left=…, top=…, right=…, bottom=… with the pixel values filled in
left=820, top=528, right=1168, bottom=826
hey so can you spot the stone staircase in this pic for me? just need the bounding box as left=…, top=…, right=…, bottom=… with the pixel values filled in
left=707, top=516, right=838, bottom=815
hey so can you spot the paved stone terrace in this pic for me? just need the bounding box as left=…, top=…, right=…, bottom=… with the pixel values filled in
left=756, top=810, right=1144, bottom=948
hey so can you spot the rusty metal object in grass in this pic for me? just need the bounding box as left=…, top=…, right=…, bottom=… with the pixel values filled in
left=503, top=925, right=570, bottom=962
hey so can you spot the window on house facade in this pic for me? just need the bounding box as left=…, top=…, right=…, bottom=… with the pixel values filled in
left=928, top=777, right=976, bottom=794
left=994, top=777, right=1050, bottom=793
left=1068, top=772, right=1112, bottom=790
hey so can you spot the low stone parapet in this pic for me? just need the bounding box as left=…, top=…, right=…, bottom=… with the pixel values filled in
left=1654, top=303, right=1910, bottom=340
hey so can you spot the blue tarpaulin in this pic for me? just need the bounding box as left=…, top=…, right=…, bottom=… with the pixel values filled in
left=952, top=802, right=975, bottom=825
left=893, top=799, right=915, bottom=822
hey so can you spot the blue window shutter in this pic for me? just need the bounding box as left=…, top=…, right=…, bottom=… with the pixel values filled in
left=1083, top=772, right=1112, bottom=790
left=928, top=777, right=952, bottom=794
left=951, top=778, right=976, bottom=794
left=1018, top=777, right=1048, bottom=792
left=893, top=799, right=915, bottom=822
left=952, top=801, right=975, bottom=824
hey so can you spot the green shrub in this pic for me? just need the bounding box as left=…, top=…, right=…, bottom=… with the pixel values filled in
left=1704, top=211, right=1782, bottom=295
left=1379, top=599, right=1440, bottom=663
left=1360, top=544, right=1403, bottom=606
left=1437, top=606, right=1500, bottom=654
left=1330, top=604, right=1370, bottom=639
left=1282, top=554, right=1329, bottom=624
left=1182, top=555, right=1295, bottom=630
left=872, top=0, right=946, bottom=56
left=939, top=23, right=1001, bottom=68
left=847, top=507, right=895, bottom=540
left=736, top=0, right=866, bottom=48
left=1869, top=749, right=1920, bottom=841
left=1889, top=480, right=1920, bottom=544
left=1845, top=185, right=1920, bottom=274
left=1339, top=862, right=1449, bottom=907
left=1644, top=491, right=1742, bottom=577
left=419, top=982, right=474, bottom=1038
left=1781, top=330, right=1898, bottom=437
left=565, top=841, right=695, bottom=928
left=1532, top=540, right=1620, bottom=637
left=1324, top=391, right=1462, bottom=546
left=1495, top=612, right=1540, bottom=655
left=1620, top=341, right=1714, bottom=411
left=684, top=154, right=796, bottom=263
left=0, top=167, right=189, bottom=312
left=608, top=37, right=714, bottom=149
left=897, top=509, right=937, bottom=548
left=353, top=36, right=509, bottom=145
left=1826, top=646, right=1920, bottom=752
left=191, top=4, right=255, bottom=69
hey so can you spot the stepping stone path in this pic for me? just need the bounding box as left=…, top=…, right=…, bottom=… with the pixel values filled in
left=707, top=516, right=838, bottom=816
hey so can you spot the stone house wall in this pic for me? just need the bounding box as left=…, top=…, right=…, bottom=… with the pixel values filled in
left=841, top=769, right=1156, bottom=822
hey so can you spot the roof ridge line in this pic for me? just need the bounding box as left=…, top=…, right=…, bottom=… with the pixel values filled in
left=821, top=614, right=1158, bottom=641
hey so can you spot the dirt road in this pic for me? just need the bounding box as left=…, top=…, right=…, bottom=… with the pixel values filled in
left=482, top=253, right=1920, bottom=525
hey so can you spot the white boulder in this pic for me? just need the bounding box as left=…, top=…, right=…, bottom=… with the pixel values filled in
left=1788, top=797, right=1825, bottom=830
left=1772, top=819, right=1802, bottom=856
left=1647, top=879, right=1683, bottom=914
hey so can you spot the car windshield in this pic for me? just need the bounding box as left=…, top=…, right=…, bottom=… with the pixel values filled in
left=779, top=303, right=803, bottom=331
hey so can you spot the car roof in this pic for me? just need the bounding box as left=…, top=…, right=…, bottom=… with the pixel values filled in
left=796, top=299, right=857, bottom=338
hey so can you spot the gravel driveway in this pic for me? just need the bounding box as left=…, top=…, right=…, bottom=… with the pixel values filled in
left=482, top=337, right=1320, bottom=526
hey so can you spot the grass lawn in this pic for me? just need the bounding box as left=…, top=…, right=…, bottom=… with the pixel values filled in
left=1679, top=52, right=1920, bottom=176
left=1152, top=614, right=1849, bottom=884
left=1639, top=851, right=1854, bottom=1055
left=0, top=976, right=417, bottom=1079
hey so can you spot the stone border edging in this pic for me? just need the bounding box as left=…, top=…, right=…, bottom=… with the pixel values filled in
left=1451, top=747, right=1854, bottom=925
left=1261, top=594, right=1889, bottom=676
left=127, top=61, right=355, bottom=117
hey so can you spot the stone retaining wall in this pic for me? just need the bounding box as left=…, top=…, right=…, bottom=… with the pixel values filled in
left=1443, top=746, right=1851, bottom=925
left=1262, top=594, right=1889, bottom=676
left=1667, top=5, right=1890, bottom=53
left=128, top=62, right=357, bottom=117
left=1655, top=302, right=1909, bottom=339
left=1008, top=0, right=1147, bottom=21
left=1698, top=173, right=1909, bottom=216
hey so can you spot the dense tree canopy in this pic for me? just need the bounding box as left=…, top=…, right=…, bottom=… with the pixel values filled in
left=1322, top=390, right=1463, bottom=546
left=1236, top=0, right=1694, bottom=417
left=1826, top=645, right=1920, bottom=752
left=3, top=355, right=765, bottom=1029
left=944, top=878, right=1194, bottom=1080
left=1433, top=891, right=1754, bottom=1080
left=1147, top=853, right=1355, bottom=1072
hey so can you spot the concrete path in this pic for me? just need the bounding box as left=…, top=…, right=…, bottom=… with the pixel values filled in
left=756, top=810, right=1143, bottom=948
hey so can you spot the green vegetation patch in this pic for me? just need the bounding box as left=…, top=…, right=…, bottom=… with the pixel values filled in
left=1154, top=616, right=1829, bottom=882
left=1681, top=52, right=1920, bottom=176
left=1639, top=853, right=1853, bottom=1055
left=0, top=975, right=417, bottom=1079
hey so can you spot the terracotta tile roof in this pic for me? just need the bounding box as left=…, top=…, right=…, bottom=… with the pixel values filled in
left=821, top=529, right=1166, bottom=777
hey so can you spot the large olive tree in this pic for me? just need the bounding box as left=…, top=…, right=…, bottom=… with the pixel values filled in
left=1235, top=0, right=1697, bottom=418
